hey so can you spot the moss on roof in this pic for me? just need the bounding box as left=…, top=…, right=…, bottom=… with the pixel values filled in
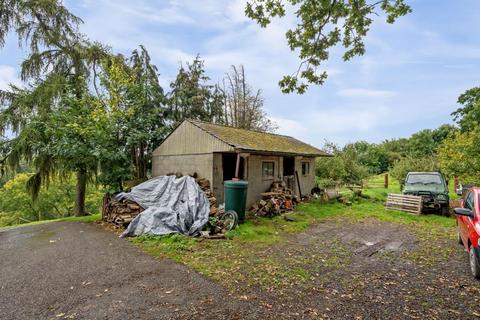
left=189, top=120, right=330, bottom=156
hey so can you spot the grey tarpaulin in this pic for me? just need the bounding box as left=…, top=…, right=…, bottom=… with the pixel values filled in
left=117, top=175, right=210, bottom=237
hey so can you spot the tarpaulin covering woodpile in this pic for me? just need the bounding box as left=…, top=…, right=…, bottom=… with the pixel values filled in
left=109, top=175, right=210, bottom=237
left=250, top=181, right=300, bottom=217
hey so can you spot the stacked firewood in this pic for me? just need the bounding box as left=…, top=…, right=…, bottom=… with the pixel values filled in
left=250, top=181, right=300, bottom=217
left=196, top=177, right=223, bottom=216
left=102, top=193, right=144, bottom=227
left=102, top=176, right=221, bottom=229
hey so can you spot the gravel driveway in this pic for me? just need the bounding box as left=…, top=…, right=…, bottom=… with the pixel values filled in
left=0, top=221, right=264, bottom=320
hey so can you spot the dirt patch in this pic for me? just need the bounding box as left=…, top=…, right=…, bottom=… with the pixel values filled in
left=223, top=218, right=480, bottom=319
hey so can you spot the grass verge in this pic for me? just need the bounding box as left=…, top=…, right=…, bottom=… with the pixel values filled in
left=0, top=214, right=101, bottom=231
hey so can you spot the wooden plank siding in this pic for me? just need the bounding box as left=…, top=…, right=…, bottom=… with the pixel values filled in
left=152, top=121, right=234, bottom=156
left=385, top=193, right=423, bottom=215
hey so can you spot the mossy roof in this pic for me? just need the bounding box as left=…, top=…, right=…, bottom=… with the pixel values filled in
left=189, top=120, right=330, bottom=157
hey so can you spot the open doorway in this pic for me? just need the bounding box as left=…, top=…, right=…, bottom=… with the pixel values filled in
left=223, top=153, right=245, bottom=181
left=283, top=156, right=296, bottom=191
left=283, top=156, right=295, bottom=176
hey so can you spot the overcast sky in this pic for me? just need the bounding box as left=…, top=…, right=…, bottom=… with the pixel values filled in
left=1, top=0, right=479, bottom=148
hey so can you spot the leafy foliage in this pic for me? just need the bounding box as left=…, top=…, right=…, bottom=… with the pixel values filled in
left=315, top=142, right=369, bottom=187
left=316, top=123, right=456, bottom=186
left=0, top=173, right=103, bottom=227
left=245, top=0, right=411, bottom=93
left=437, top=87, right=480, bottom=182
left=97, top=47, right=168, bottom=188
left=167, top=56, right=224, bottom=125
left=451, top=87, right=480, bottom=132
left=0, top=0, right=82, bottom=52
left=351, top=141, right=397, bottom=174
left=438, top=129, right=480, bottom=182
left=390, top=156, right=438, bottom=189
left=0, top=0, right=110, bottom=215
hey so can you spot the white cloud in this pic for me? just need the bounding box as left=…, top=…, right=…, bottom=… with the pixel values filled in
left=270, top=117, right=308, bottom=137
left=0, top=65, right=20, bottom=90
left=337, top=88, right=396, bottom=98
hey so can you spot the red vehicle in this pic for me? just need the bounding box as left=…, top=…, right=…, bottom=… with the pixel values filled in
left=454, top=187, right=480, bottom=278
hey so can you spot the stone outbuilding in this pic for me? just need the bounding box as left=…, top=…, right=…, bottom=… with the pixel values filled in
left=152, top=119, right=330, bottom=207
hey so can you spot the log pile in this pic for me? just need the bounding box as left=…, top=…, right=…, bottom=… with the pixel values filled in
left=102, top=176, right=221, bottom=230
left=102, top=193, right=144, bottom=227
left=196, top=177, right=223, bottom=216
left=250, top=181, right=300, bottom=217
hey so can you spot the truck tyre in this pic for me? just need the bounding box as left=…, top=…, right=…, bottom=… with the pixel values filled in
left=441, top=205, right=449, bottom=216
left=469, top=246, right=480, bottom=279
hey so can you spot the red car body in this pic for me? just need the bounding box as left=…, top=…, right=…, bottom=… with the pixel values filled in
left=455, top=187, right=480, bottom=278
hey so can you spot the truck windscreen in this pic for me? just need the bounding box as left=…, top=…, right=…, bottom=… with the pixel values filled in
left=406, top=175, right=442, bottom=185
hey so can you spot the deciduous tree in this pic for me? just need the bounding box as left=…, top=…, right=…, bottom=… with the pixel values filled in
left=439, top=130, right=480, bottom=182
left=245, top=0, right=411, bottom=93
left=222, top=65, right=276, bottom=132
left=451, top=87, right=480, bottom=132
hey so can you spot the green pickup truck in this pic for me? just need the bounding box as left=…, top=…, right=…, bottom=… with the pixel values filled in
left=403, top=172, right=449, bottom=215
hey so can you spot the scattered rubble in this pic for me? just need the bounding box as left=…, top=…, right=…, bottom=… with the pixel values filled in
left=250, top=181, right=300, bottom=217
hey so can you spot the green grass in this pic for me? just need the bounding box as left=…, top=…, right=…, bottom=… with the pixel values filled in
left=133, top=173, right=458, bottom=292
left=133, top=192, right=455, bottom=291
left=0, top=214, right=101, bottom=231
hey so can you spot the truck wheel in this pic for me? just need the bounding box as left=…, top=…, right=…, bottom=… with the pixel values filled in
left=441, top=205, right=449, bottom=216
left=469, top=246, right=480, bottom=279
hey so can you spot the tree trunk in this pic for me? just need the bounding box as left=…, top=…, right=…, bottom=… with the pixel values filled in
left=138, top=143, right=146, bottom=179
left=74, top=169, right=87, bottom=216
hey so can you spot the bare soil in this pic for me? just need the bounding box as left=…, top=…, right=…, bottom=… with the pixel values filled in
left=226, top=218, right=480, bottom=319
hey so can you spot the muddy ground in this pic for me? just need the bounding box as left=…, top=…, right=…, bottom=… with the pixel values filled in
left=227, top=218, right=480, bottom=319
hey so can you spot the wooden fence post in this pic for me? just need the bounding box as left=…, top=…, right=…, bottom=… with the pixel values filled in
left=454, top=176, right=459, bottom=192
left=384, top=173, right=389, bottom=189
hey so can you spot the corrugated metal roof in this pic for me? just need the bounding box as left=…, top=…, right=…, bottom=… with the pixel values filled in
left=188, top=119, right=330, bottom=157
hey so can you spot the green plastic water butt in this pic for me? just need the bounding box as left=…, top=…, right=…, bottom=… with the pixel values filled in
left=224, top=180, right=248, bottom=223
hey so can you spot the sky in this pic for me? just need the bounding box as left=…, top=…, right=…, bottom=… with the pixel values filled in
left=1, top=0, right=480, bottom=148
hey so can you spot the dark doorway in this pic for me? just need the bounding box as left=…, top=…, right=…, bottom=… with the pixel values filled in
left=283, top=156, right=295, bottom=176
left=223, top=154, right=245, bottom=181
